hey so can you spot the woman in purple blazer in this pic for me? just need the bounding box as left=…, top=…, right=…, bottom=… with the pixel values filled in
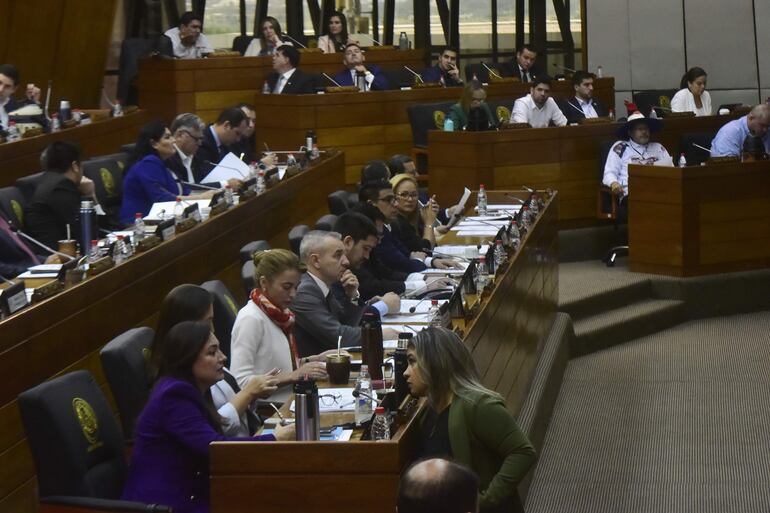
left=122, top=320, right=294, bottom=513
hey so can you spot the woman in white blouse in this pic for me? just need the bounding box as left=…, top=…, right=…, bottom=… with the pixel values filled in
left=317, top=11, right=354, bottom=53
left=670, top=67, right=712, bottom=116
left=244, top=16, right=293, bottom=57
left=230, top=249, right=337, bottom=403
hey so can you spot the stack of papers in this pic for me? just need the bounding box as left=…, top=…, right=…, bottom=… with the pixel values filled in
left=422, top=262, right=469, bottom=275
left=17, top=264, right=62, bottom=279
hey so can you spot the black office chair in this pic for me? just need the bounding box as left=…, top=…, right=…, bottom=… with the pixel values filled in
left=407, top=101, right=455, bottom=149
left=596, top=140, right=628, bottom=266
left=328, top=190, right=351, bottom=215
left=381, top=68, right=415, bottom=90
left=201, top=280, right=240, bottom=359
left=82, top=155, right=124, bottom=230
left=17, top=370, right=169, bottom=512
left=239, top=240, right=271, bottom=264
left=15, top=172, right=45, bottom=202
left=121, top=143, right=136, bottom=155
left=632, top=89, right=677, bottom=117
left=99, top=327, right=154, bottom=440
left=0, top=186, right=27, bottom=229
left=463, top=62, right=504, bottom=83
left=315, top=214, right=338, bottom=231
left=288, top=224, right=310, bottom=256
left=117, top=36, right=173, bottom=105
left=678, top=132, right=715, bottom=167
left=486, top=98, right=516, bottom=125
left=232, top=35, right=255, bottom=55
left=241, top=260, right=256, bottom=297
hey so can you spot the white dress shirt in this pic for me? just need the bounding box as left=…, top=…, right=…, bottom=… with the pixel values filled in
left=603, top=139, right=673, bottom=196
left=273, top=68, right=297, bottom=94
left=510, top=94, right=567, bottom=128
left=164, top=27, right=213, bottom=59
left=173, top=145, right=195, bottom=183
left=0, top=97, right=8, bottom=129
left=349, top=69, right=374, bottom=90
left=670, top=88, right=712, bottom=117
left=576, top=96, right=598, bottom=118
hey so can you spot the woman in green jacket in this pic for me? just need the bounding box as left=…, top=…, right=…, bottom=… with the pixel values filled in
left=403, top=327, right=536, bottom=513
left=448, top=81, right=499, bottom=131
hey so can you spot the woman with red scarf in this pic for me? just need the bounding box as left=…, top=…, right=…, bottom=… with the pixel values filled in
left=230, top=249, right=339, bottom=403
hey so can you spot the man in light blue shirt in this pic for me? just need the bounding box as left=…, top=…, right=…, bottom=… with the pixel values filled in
left=710, top=104, right=770, bottom=157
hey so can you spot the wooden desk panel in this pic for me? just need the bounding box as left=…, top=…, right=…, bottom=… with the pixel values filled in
left=629, top=160, right=770, bottom=276
left=0, top=110, right=151, bottom=187
left=210, top=191, right=558, bottom=513
left=428, top=113, right=737, bottom=225
left=0, top=153, right=346, bottom=513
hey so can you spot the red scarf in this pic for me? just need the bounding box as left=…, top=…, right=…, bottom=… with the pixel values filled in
left=250, top=288, right=299, bottom=370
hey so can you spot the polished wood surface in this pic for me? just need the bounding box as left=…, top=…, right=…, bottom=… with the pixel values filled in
left=136, top=49, right=431, bottom=123
left=0, top=110, right=151, bottom=187
left=0, top=0, right=116, bottom=109
left=210, top=190, right=558, bottom=513
left=254, top=79, right=615, bottom=185
left=629, top=160, right=770, bottom=276
left=0, top=153, right=346, bottom=513
left=427, top=113, right=738, bottom=225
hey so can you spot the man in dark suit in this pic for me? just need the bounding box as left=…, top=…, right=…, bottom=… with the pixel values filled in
left=0, top=64, right=44, bottom=134
left=557, top=70, right=609, bottom=125
left=194, top=106, right=249, bottom=180
left=501, top=44, right=542, bottom=83
left=266, top=45, right=315, bottom=94
left=332, top=43, right=389, bottom=91
left=228, top=103, right=258, bottom=164
left=420, top=47, right=464, bottom=87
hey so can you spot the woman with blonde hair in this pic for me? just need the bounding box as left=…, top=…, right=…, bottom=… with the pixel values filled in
left=389, top=173, right=441, bottom=252
left=448, top=81, right=498, bottom=131
left=230, top=249, right=341, bottom=403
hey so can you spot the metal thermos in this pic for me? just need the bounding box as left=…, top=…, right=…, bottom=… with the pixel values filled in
left=79, top=200, right=96, bottom=257
left=355, top=71, right=366, bottom=92
left=59, top=100, right=72, bottom=123
left=394, top=333, right=411, bottom=407
left=361, top=310, right=384, bottom=380
left=293, top=379, right=320, bottom=441
left=398, top=31, right=409, bottom=51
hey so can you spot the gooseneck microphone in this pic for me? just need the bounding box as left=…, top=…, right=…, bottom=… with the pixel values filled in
left=481, top=62, right=503, bottom=79
left=552, top=63, right=577, bottom=73
left=281, top=34, right=308, bottom=49
left=403, top=66, right=424, bottom=83
left=504, top=193, right=526, bottom=204
left=408, top=297, right=430, bottom=313
left=321, top=73, right=343, bottom=87
left=9, top=223, right=75, bottom=261
left=203, top=161, right=247, bottom=179
left=352, top=387, right=382, bottom=406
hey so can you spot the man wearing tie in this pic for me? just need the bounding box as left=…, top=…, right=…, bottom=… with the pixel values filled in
left=194, top=107, right=248, bottom=179
left=266, top=45, right=315, bottom=95
left=502, top=44, right=540, bottom=83
left=558, top=70, right=609, bottom=125
left=332, top=43, right=389, bottom=91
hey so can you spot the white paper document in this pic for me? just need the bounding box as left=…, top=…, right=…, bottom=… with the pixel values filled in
left=146, top=200, right=212, bottom=222
left=201, top=152, right=250, bottom=184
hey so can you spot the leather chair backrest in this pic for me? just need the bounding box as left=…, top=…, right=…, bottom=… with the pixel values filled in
left=486, top=98, right=517, bottom=125
left=463, top=62, right=503, bottom=83
left=327, top=190, right=350, bottom=215
left=232, top=35, right=255, bottom=55
left=632, top=89, right=678, bottom=117
left=407, top=101, right=455, bottom=148
left=120, top=143, right=137, bottom=155
left=315, top=214, right=338, bottom=232
left=15, top=172, right=45, bottom=202
left=99, top=327, right=154, bottom=439
left=82, top=155, right=124, bottom=229
left=241, top=260, right=256, bottom=298
left=117, top=36, right=173, bottom=105
left=288, top=224, right=310, bottom=256
left=201, top=280, right=240, bottom=359
left=598, top=140, right=617, bottom=216
left=380, top=68, right=414, bottom=90
left=18, top=370, right=127, bottom=499
left=678, top=132, right=715, bottom=167
left=0, top=186, right=27, bottom=229
left=239, top=240, right=271, bottom=264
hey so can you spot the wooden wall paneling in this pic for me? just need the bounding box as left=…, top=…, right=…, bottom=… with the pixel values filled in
left=0, top=479, right=37, bottom=513
left=0, top=0, right=12, bottom=63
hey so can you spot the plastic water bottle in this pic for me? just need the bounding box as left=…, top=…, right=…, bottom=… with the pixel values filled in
left=596, top=65, right=603, bottom=78
left=521, top=206, right=532, bottom=230
left=371, top=406, right=390, bottom=441
left=443, top=117, right=454, bottom=132
left=51, top=114, right=61, bottom=132
left=262, top=81, right=271, bottom=94
left=355, top=365, right=373, bottom=425
left=224, top=186, right=234, bottom=207
left=398, top=32, right=409, bottom=51
left=6, top=121, right=20, bottom=141
left=508, top=220, right=521, bottom=250
left=88, top=240, right=100, bottom=263
left=477, top=184, right=488, bottom=216
left=529, top=195, right=540, bottom=216
left=113, top=236, right=127, bottom=265
left=112, top=100, right=123, bottom=117
left=678, top=153, right=687, bottom=168
left=133, top=213, right=145, bottom=247
left=256, top=170, right=266, bottom=195
left=649, top=108, right=658, bottom=119
left=173, top=197, right=184, bottom=224
left=608, top=109, right=615, bottom=121
left=475, top=256, right=489, bottom=292
left=494, top=240, right=507, bottom=269
left=428, top=299, right=442, bottom=328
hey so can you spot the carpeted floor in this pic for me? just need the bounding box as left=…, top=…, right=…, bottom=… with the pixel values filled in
left=525, top=310, right=770, bottom=513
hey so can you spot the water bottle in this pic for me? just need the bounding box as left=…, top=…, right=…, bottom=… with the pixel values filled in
left=596, top=65, right=603, bottom=79
left=133, top=213, right=145, bottom=247
left=494, top=240, right=508, bottom=270
left=113, top=235, right=127, bottom=265
left=521, top=206, right=532, bottom=230
left=59, top=100, right=72, bottom=123
left=261, top=80, right=271, bottom=94
left=371, top=406, right=391, bottom=441
left=51, top=114, right=61, bottom=132
left=529, top=194, right=540, bottom=216
left=475, top=256, right=489, bottom=292
left=428, top=299, right=442, bottom=328
left=608, top=109, right=615, bottom=121
left=355, top=365, right=373, bottom=425
left=477, top=184, right=488, bottom=216
left=393, top=333, right=411, bottom=407
left=112, top=100, right=123, bottom=118
left=398, top=31, right=409, bottom=51
left=311, top=132, right=320, bottom=160
left=88, top=240, right=100, bottom=263
left=224, top=186, right=234, bottom=207
left=305, top=130, right=314, bottom=152
left=80, top=200, right=96, bottom=257
left=173, top=197, right=184, bottom=224
left=361, top=311, right=383, bottom=380
left=649, top=108, right=658, bottom=119
left=72, top=109, right=82, bottom=124
left=443, top=117, right=454, bottom=132
left=678, top=153, right=687, bottom=168
left=6, top=121, right=20, bottom=142
left=508, top=220, right=521, bottom=250
left=256, top=170, right=266, bottom=194
left=293, top=379, right=320, bottom=441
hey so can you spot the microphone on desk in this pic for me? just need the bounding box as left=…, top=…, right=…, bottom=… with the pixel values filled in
left=321, top=73, right=343, bottom=87
left=521, top=185, right=535, bottom=193
left=692, top=143, right=711, bottom=153
left=0, top=274, right=19, bottom=286
left=504, top=193, right=526, bottom=205
left=43, top=80, right=53, bottom=120
left=203, top=161, right=248, bottom=179
left=352, top=387, right=382, bottom=406
left=181, top=181, right=220, bottom=191
left=552, top=63, right=577, bottom=74
left=7, top=222, right=76, bottom=261
left=356, top=33, right=383, bottom=46
left=430, top=251, right=470, bottom=262
left=282, top=34, right=308, bottom=49
left=403, top=66, right=424, bottom=84
left=481, top=62, right=503, bottom=80
left=407, top=297, right=430, bottom=313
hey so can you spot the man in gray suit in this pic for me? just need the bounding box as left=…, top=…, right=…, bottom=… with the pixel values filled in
left=291, top=231, right=399, bottom=357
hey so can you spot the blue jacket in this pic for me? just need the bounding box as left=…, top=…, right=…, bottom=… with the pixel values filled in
left=122, top=377, right=273, bottom=513
left=332, top=64, right=389, bottom=91
left=120, top=155, right=190, bottom=225
left=420, top=65, right=463, bottom=87
left=372, top=225, right=426, bottom=274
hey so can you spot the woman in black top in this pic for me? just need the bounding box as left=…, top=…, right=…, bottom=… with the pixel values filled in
left=389, top=173, right=441, bottom=252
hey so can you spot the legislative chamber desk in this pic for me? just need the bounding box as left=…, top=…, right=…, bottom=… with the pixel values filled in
left=426, top=113, right=738, bottom=226
left=136, top=48, right=430, bottom=123
left=0, top=152, right=345, bottom=513
left=0, top=109, right=151, bottom=187
left=252, top=78, right=615, bottom=185
left=628, top=160, right=770, bottom=277
left=210, top=190, right=558, bottom=513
